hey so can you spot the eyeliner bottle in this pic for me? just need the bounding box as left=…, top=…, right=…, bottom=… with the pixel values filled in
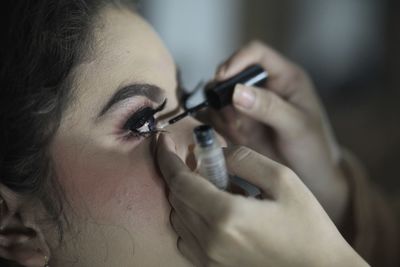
left=193, top=125, right=229, bottom=190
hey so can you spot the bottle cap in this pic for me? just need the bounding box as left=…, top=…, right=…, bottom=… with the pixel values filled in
left=193, top=125, right=214, bottom=147
left=205, top=64, right=267, bottom=109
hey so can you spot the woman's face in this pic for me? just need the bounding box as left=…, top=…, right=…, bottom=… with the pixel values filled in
left=50, top=7, right=201, bottom=266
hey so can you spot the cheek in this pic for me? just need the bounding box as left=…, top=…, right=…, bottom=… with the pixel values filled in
left=51, top=137, right=169, bottom=227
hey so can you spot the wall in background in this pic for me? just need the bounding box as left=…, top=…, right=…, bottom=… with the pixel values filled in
left=142, top=0, right=243, bottom=91
left=142, top=0, right=384, bottom=94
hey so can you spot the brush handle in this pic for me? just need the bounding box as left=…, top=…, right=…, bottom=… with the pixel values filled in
left=205, top=65, right=268, bottom=109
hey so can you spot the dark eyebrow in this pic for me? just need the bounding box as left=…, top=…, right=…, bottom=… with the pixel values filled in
left=98, top=83, right=165, bottom=118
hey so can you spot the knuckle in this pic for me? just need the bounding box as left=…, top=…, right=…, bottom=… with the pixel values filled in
left=217, top=61, right=225, bottom=72
left=274, top=165, right=295, bottom=181
left=295, top=114, right=320, bottom=137
left=211, top=198, right=240, bottom=236
left=286, top=63, right=305, bottom=80
left=292, top=114, right=311, bottom=135
left=285, top=64, right=311, bottom=89
left=273, top=166, right=299, bottom=192
left=169, top=171, right=191, bottom=191
left=248, top=39, right=265, bottom=50
left=203, top=234, right=219, bottom=261
left=169, top=208, right=177, bottom=219
left=205, top=201, right=241, bottom=263
left=176, top=237, right=183, bottom=251
left=168, top=195, right=183, bottom=215
left=167, top=193, right=175, bottom=206
left=169, top=210, right=179, bottom=229
left=257, top=91, right=275, bottom=117
left=167, top=189, right=176, bottom=199
left=227, top=145, right=253, bottom=163
left=204, top=231, right=228, bottom=264
left=176, top=171, right=191, bottom=181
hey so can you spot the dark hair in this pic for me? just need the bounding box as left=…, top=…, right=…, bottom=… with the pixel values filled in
left=0, top=0, right=133, bottom=254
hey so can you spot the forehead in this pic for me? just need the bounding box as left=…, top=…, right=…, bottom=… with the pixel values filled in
left=94, top=7, right=175, bottom=77
left=71, top=7, right=176, bottom=111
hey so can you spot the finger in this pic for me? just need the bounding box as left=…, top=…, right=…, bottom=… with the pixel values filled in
left=157, top=134, right=230, bottom=219
left=216, top=41, right=289, bottom=82
left=169, top=193, right=209, bottom=238
left=170, top=211, right=205, bottom=267
left=196, top=107, right=247, bottom=145
left=178, top=238, right=206, bottom=267
left=223, top=146, right=288, bottom=198
left=156, top=133, right=189, bottom=182
left=215, top=41, right=319, bottom=108
left=194, top=108, right=227, bottom=134
left=232, top=84, right=307, bottom=138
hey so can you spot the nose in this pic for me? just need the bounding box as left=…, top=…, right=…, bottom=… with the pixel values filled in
left=167, top=116, right=227, bottom=161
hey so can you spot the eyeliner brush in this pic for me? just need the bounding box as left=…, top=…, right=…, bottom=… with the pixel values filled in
left=158, top=101, right=208, bottom=129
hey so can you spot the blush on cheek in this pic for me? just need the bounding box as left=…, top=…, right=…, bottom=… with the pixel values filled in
left=51, top=138, right=170, bottom=227
left=113, top=162, right=169, bottom=224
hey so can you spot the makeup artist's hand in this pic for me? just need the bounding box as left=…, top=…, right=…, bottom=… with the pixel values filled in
left=156, top=134, right=368, bottom=267
left=198, top=41, right=348, bottom=224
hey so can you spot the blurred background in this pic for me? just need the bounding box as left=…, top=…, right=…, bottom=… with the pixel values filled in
left=140, top=0, right=399, bottom=204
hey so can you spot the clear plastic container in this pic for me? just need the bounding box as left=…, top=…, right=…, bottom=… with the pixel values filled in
left=193, top=125, right=228, bottom=190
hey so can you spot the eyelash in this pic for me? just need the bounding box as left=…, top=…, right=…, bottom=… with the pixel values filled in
left=122, top=100, right=167, bottom=140
left=124, top=119, right=158, bottom=140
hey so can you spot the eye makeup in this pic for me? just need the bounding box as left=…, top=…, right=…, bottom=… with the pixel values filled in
left=122, top=99, right=167, bottom=139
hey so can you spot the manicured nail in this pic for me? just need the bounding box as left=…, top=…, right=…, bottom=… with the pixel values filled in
left=233, top=85, right=255, bottom=109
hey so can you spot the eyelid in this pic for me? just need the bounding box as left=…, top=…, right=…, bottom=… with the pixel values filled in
left=123, top=99, right=166, bottom=130
left=154, top=98, right=168, bottom=113
left=98, top=83, right=166, bottom=118
left=155, top=101, right=182, bottom=122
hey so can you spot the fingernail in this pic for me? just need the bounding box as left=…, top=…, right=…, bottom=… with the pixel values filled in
left=160, top=133, right=177, bottom=153
left=233, top=85, right=255, bottom=109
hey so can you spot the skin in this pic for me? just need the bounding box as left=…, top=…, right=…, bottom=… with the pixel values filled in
left=47, top=7, right=201, bottom=267
left=198, top=42, right=349, bottom=224
left=157, top=135, right=369, bottom=267
left=155, top=42, right=366, bottom=266
left=0, top=5, right=357, bottom=267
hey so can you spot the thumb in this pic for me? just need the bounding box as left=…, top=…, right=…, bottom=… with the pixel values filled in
left=232, top=84, right=306, bottom=136
left=224, top=145, right=290, bottom=199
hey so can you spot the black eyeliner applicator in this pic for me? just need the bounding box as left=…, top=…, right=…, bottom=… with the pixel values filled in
left=158, top=64, right=268, bottom=129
